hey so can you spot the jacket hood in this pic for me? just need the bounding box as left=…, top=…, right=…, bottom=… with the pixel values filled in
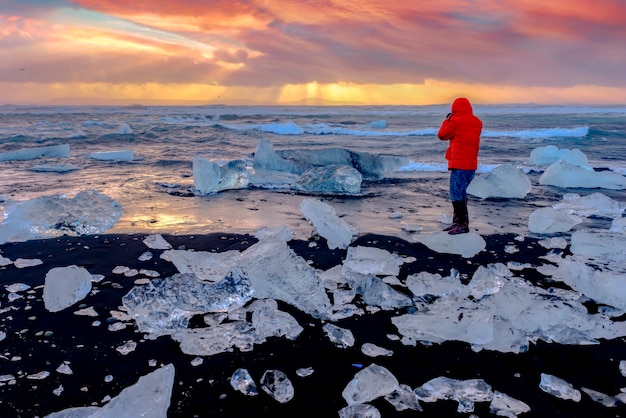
left=451, top=97, right=473, bottom=114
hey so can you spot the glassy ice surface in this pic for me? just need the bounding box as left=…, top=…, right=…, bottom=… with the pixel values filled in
left=161, top=249, right=240, bottom=282
left=342, top=246, right=402, bottom=276
left=89, top=150, right=134, bottom=161
left=468, top=163, right=532, bottom=199
left=415, top=376, right=493, bottom=413
left=540, top=160, right=626, bottom=190
left=294, top=164, right=362, bottom=195
left=338, top=403, right=381, bottom=418
left=300, top=198, right=356, bottom=250
left=323, top=323, right=355, bottom=348
left=384, top=384, right=422, bottom=411
left=539, top=373, right=581, bottom=402
left=43, top=266, right=93, bottom=313
left=556, top=192, right=626, bottom=218
left=260, top=370, right=294, bottom=403
left=489, top=391, right=531, bottom=418
left=342, top=364, right=399, bottom=405
left=0, top=190, right=123, bottom=244
left=193, top=157, right=249, bottom=194
left=344, top=270, right=413, bottom=311
left=250, top=299, right=303, bottom=340
left=230, top=368, right=258, bottom=396
left=122, top=273, right=254, bottom=337
left=230, top=237, right=332, bottom=319
left=45, top=364, right=175, bottom=418
left=528, top=207, right=583, bottom=234
left=0, top=143, right=70, bottom=161
left=529, top=145, right=590, bottom=167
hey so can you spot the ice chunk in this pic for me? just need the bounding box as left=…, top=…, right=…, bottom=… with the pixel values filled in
left=415, top=376, right=493, bottom=413
left=539, top=373, right=581, bottom=401
left=0, top=255, right=12, bottom=266
left=0, top=143, right=70, bottom=161
left=300, top=198, right=356, bottom=250
left=570, top=230, right=626, bottom=263
left=411, top=232, right=486, bottom=258
left=89, top=150, right=134, bottom=161
left=361, top=343, right=393, bottom=357
left=342, top=364, right=399, bottom=406
left=489, top=391, right=531, bottom=418
left=142, top=234, right=172, bottom=250
left=406, top=271, right=469, bottom=299
left=252, top=139, right=299, bottom=173
left=294, top=165, right=362, bottom=195
left=528, top=207, right=583, bottom=234
left=468, top=264, right=512, bottom=300
left=43, top=266, right=92, bottom=313
left=117, top=123, right=133, bottom=134
left=610, top=217, right=626, bottom=233
left=323, top=323, right=355, bottom=348
left=529, top=145, right=589, bottom=167
left=554, top=260, right=626, bottom=310
left=254, top=225, right=294, bottom=242
left=172, top=321, right=264, bottom=356
left=276, top=146, right=410, bottom=179
left=230, top=237, right=332, bottom=319
left=122, top=273, right=254, bottom=337
left=193, top=157, right=249, bottom=194
left=556, top=192, right=626, bottom=219
left=342, top=246, right=402, bottom=276
left=338, top=404, right=381, bottom=418
left=29, top=164, right=81, bottom=173
left=260, top=370, right=294, bottom=403
left=0, top=190, right=122, bottom=244
left=384, top=384, right=422, bottom=411
left=161, top=249, right=240, bottom=282
left=230, top=368, right=258, bottom=396
left=467, top=163, right=532, bottom=199
left=539, top=160, right=626, bottom=190
left=45, top=364, right=175, bottom=418
left=344, top=271, right=413, bottom=310
left=394, top=272, right=626, bottom=353
left=581, top=387, right=618, bottom=407
left=250, top=299, right=303, bottom=340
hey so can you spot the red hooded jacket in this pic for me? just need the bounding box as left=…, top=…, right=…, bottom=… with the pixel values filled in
left=437, top=98, right=482, bottom=171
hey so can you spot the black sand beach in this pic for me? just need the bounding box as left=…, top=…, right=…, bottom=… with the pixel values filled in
left=1, top=232, right=626, bottom=417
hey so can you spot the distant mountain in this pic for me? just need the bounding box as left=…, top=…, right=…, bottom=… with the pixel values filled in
left=41, top=96, right=367, bottom=106
left=284, top=97, right=367, bottom=106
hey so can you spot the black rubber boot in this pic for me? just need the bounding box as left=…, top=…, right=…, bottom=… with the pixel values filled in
left=442, top=201, right=460, bottom=231
left=448, top=200, right=469, bottom=235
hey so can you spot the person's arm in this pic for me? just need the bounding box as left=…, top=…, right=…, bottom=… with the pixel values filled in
left=437, top=113, right=455, bottom=140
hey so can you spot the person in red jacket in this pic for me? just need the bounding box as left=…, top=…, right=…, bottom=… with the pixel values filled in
left=437, top=97, right=482, bottom=235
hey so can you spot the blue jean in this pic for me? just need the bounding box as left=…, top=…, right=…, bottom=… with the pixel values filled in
left=449, top=169, right=475, bottom=201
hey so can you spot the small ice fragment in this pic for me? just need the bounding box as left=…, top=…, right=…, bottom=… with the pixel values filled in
left=56, top=363, right=73, bottom=375
left=361, top=343, right=393, bottom=357
left=230, top=368, right=258, bottom=396
left=43, top=265, right=92, bottom=312
left=6, top=283, right=30, bottom=292
left=14, top=258, right=43, bottom=268
left=323, top=323, right=355, bottom=348
left=27, top=371, right=50, bottom=380
left=296, top=367, right=314, bottom=377
left=138, top=251, right=153, bottom=261
left=342, top=364, right=399, bottom=405
left=116, top=341, right=137, bottom=355
left=260, top=370, right=294, bottom=403
left=143, top=234, right=172, bottom=250
left=190, top=357, right=203, bottom=367
left=539, top=373, right=581, bottom=401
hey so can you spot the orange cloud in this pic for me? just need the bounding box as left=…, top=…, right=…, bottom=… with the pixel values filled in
left=1, top=1, right=625, bottom=104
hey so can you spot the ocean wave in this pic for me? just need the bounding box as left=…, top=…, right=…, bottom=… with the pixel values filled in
left=482, top=126, right=589, bottom=139
left=213, top=120, right=589, bottom=139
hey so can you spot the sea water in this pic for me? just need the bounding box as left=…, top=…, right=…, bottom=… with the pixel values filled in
left=1, top=104, right=625, bottom=239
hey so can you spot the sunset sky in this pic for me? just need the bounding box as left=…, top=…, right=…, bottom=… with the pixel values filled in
left=1, top=0, right=625, bottom=105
